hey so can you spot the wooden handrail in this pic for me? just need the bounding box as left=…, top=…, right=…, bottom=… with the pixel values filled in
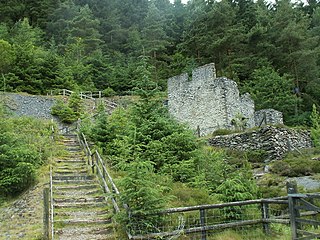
left=93, top=151, right=120, bottom=213
left=49, top=167, right=54, bottom=240
left=78, top=131, right=121, bottom=213
left=48, top=89, right=118, bottom=110
left=96, top=151, right=120, bottom=195
left=156, top=197, right=288, bottom=215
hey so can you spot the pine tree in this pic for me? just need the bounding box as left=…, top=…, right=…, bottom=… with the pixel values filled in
left=67, top=4, right=103, bottom=55
left=244, top=66, right=299, bottom=123
left=311, top=104, right=320, bottom=147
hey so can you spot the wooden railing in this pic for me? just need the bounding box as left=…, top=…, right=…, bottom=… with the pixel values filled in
left=78, top=132, right=120, bottom=213
left=129, top=197, right=290, bottom=240
left=77, top=131, right=138, bottom=239
left=288, top=191, right=320, bottom=239
left=49, top=167, right=54, bottom=240
left=43, top=121, right=56, bottom=240
left=47, top=89, right=118, bottom=111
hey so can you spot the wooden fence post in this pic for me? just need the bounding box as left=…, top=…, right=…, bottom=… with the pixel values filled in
left=91, top=153, right=95, bottom=174
left=200, top=209, right=207, bottom=240
left=287, top=181, right=299, bottom=240
left=43, top=188, right=50, bottom=240
left=261, top=201, right=270, bottom=234
left=103, top=166, right=106, bottom=180
left=197, top=126, right=201, bottom=138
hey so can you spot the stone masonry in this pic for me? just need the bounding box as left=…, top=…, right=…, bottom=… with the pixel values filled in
left=209, top=126, right=312, bottom=161
left=168, top=63, right=283, bottom=136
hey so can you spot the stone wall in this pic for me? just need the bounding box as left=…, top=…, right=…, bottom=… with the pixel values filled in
left=168, top=63, right=285, bottom=136
left=168, top=63, right=257, bottom=136
left=255, top=109, right=283, bottom=127
left=209, top=126, right=312, bottom=161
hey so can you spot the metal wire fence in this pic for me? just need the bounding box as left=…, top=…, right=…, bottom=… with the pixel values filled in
left=128, top=198, right=290, bottom=239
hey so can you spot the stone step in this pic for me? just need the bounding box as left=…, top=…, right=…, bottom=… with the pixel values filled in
left=63, top=134, right=77, bottom=138
left=54, top=189, right=101, bottom=197
left=52, top=175, right=94, bottom=181
left=54, top=169, right=88, bottom=175
left=54, top=201, right=106, bottom=209
left=54, top=228, right=115, bottom=240
left=54, top=196, right=105, bottom=204
left=55, top=226, right=113, bottom=235
left=65, top=147, right=82, bottom=152
left=56, top=159, right=85, bottom=164
left=63, top=139, right=78, bottom=143
left=56, top=165, right=87, bottom=171
left=55, top=233, right=115, bottom=240
left=55, top=163, right=87, bottom=168
left=55, top=213, right=112, bottom=223
left=52, top=179, right=96, bottom=185
left=55, top=218, right=111, bottom=226
left=55, top=210, right=109, bottom=218
left=54, top=184, right=101, bottom=191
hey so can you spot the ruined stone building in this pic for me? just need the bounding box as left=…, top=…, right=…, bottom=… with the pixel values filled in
left=168, top=63, right=283, bottom=136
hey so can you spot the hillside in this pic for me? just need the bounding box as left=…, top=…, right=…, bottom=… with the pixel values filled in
left=1, top=92, right=320, bottom=239
left=0, top=169, right=47, bottom=239
left=0, top=0, right=320, bottom=126
left=2, top=93, right=56, bottom=119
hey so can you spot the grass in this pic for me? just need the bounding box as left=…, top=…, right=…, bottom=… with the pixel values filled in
left=172, top=225, right=292, bottom=240
left=270, top=148, right=320, bottom=177
left=0, top=184, right=45, bottom=240
left=206, top=226, right=291, bottom=240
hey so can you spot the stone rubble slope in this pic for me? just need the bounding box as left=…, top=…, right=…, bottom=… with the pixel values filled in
left=4, top=93, right=56, bottom=119
left=52, top=133, right=116, bottom=240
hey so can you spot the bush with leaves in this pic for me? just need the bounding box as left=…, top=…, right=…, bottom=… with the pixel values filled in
left=119, top=159, right=166, bottom=235
left=311, top=104, right=320, bottom=147
left=51, top=92, right=83, bottom=123
left=91, top=58, right=199, bottom=181
left=243, top=66, right=300, bottom=124
left=0, top=106, right=54, bottom=197
left=216, top=168, right=259, bottom=220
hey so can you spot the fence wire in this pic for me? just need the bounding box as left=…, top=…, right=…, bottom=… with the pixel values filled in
left=128, top=199, right=290, bottom=239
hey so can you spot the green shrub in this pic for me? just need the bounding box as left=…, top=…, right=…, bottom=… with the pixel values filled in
left=216, top=173, right=259, bottom=220
left=51, top=93, right=83, bottom=123
left=0, top=163, right=36, bottom=195
left=0, top=107, right=54, bottom=197
left=270, top=158, right=320, bottom=177
left=246, top=150, right=268, bottom=163
left=212, top=128, right=236, bottom=136
left=311, top=104, right=320, bottom=147
left=258, top=173, right=287, bottom=198
left=170, top=182, right=216, bottom=207
left=119, top=160, right=166, bottom=235
left=103, top=87, right=116, bottom=97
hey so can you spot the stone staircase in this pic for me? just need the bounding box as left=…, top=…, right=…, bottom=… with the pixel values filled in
left=52, top=133, right=116, bottom=240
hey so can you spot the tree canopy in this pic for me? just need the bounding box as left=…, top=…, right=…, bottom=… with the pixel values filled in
left=0, top=0, right=320, bottom=125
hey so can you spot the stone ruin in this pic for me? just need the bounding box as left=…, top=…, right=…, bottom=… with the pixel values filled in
left=168, top=63, right=283, bottom=136
left=209, top=126, right=312, bottom=161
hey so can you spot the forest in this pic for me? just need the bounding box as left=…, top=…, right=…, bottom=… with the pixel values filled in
left=0, top=0, right=320, bottom=125
left=1, top=1, right=320, bottom=237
